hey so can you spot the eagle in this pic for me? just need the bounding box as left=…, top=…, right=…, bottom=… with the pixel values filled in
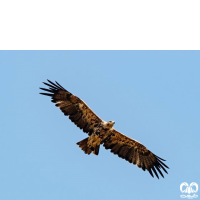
left=40, top=80, right=169, bottom=179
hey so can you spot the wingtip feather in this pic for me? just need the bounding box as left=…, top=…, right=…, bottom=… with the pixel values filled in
left=40, top=92, right=53, bottom=96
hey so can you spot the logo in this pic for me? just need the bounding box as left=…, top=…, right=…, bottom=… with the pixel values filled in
left=180, top=182, right=198, bottom=199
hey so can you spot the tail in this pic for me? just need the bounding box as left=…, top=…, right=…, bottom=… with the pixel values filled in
left=77, top=137, right=100, bottom=155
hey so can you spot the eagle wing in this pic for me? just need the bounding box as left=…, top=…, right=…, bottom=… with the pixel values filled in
left=103, top=129, right=169, bottom=179
left=40, top=80, right=102, bottom=134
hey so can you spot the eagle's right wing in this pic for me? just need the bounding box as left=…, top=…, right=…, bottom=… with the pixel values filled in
left=40, top=80, right=102, bottom=135
left=103, top=129, right=169, bottom=179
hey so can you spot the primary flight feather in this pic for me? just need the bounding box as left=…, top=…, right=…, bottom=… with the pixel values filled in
left=40, top=80, right=169, bottom=179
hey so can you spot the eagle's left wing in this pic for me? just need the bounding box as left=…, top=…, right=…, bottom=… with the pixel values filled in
left=40, top=80, right=102, bottom=135
left=103, top=129, right=169, bottom=179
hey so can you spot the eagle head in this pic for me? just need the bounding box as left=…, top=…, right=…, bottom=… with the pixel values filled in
left=105, top=121, right=115, bottom=129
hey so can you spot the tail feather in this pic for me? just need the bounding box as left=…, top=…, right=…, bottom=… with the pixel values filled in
left=94, top=145, right=100, bottom=155
left=77, top=137, right=92, bottom=155
left=77, top=137, right=100, bottom=155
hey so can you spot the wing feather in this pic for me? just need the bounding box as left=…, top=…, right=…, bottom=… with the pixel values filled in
left=103, top=129, right=169, bottom=179
left=40, top=80, right=102, bottom=134
left=111, top=143, right=122, bottom=154
left=125, top=147, right=134, bottom=163
left=131, top=149, right=137, bottom=165
left=118, top=145, right=130, bottom=158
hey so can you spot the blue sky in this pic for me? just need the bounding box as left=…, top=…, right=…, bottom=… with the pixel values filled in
left=0, top=51, right=200, bottom=200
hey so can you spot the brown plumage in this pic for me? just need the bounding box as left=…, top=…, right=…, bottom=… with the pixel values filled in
left=40, top=80, right=169, bottom=179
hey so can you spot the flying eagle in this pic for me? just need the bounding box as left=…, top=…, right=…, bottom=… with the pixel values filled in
left=40, top=80, right=169, bottom=179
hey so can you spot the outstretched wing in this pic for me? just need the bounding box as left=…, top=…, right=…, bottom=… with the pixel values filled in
left=103, top=129, right=169, bottom=179
left=40, top=80, right=102, bottom=135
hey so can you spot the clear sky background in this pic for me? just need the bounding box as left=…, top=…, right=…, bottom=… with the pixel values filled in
left=0, top=51, right=200, bottom=200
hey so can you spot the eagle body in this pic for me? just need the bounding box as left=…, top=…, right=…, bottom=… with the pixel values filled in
left=77, top=121, right=115, bottom=155
left=40, top=80, right=169, bottom=179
